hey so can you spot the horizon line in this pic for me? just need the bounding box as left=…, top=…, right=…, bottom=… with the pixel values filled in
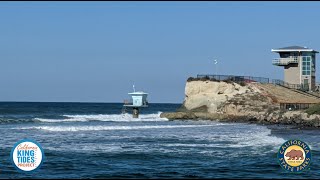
left=0, top=101, right=182, bottom=104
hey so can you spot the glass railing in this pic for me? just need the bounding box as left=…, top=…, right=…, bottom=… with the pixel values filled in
left=272, top=56, right=299, bottom=65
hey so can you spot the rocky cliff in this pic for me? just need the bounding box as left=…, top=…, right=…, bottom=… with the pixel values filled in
left=161, top=80, right=320, bottom=128
left=182, top=80, right=254, bottom=113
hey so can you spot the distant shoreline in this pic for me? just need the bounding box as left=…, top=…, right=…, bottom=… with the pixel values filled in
left=0, top=101, right=182, bottom=104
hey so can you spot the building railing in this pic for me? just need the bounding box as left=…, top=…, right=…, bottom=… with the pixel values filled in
left=280, top=103, right=315, bottom=111
left=196, top=74, right=270, bottom=84
left=272, top=79, right=309, bottom=91
left=272, top=56, right=299, bottom=65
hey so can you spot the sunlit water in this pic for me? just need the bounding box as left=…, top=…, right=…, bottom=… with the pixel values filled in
left=0, top=102, right=319, bottom=178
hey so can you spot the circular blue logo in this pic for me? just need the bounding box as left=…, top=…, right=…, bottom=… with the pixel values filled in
left=278, top=139, right=312, bottom=172
left=10, top=139, right=45, bottom=172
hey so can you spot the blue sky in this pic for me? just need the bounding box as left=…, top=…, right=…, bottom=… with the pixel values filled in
left=1, top=2, right=320, bottom=103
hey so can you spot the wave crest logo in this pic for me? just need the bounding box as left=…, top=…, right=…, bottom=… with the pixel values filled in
left=10, top=139, right=44, bottom=172
left=278, top=139, right=311, bottom=172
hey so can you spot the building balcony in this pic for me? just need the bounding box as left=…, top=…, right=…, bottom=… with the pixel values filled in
left=272, top=56, right=299, bottom=66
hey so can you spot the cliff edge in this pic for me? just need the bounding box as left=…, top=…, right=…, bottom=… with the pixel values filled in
left=161, top=79, right=320, bottom=128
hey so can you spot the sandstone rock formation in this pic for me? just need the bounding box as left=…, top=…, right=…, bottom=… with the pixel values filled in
left=161, top=79, right=320, bottom=128
left=182, top=80, right=259, bottom=113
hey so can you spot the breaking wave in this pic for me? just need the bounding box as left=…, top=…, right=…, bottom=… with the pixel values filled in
left=15, top=124, right=218, bottom=132
left=34, top=112, right=167, bottom=123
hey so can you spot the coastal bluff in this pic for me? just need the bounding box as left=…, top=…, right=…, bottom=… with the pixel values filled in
left=160, top=79, right=320, bottom=128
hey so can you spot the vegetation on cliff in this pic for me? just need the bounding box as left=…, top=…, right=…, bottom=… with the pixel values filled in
left=187, top=76, right=246, bottom=86
left=305, top=103, right=320, bottom=115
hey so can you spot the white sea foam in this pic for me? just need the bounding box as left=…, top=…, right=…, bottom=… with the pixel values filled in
left=17, top=124, right=217, bottom=132
left=15, top=123, right=285, bottom=150
left=155, top=125, right=285, bottom=152
left=34, top=112, right=168, bottom=123
left=35, top=118, right=88, bottom=123
left=227, top=128, right=285, bottom=148
left=161, top=143, right=225, bottom=148
left=39, top=125, right=285, bottom=156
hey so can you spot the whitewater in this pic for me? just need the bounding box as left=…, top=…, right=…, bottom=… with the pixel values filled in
left=0, top=102, right=319, bottom=178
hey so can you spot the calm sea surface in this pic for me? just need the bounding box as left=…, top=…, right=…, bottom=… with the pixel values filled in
left=0, top=102, right=319, bottom=178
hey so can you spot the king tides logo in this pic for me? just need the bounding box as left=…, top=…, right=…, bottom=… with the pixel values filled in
left=278, top=139, right=311, bottom=172
left=10, top=139, right=44, bottom=172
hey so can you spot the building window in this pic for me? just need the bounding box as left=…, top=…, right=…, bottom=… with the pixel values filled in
left=302, top=56, right=311, bottom=75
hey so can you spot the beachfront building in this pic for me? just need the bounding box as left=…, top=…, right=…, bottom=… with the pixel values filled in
left=272, top=46, right=319, bottom=91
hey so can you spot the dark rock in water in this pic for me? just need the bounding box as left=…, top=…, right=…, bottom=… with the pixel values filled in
left=161, top=112, right=234, bottom=121
left=160, top=112, right=197, bottom=120
left=176, top=103, right=188, bottom=112
left=176, top=103, right=208, bottom=113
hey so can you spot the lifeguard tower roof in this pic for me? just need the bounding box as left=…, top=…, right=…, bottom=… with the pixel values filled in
left=128, top=91, right=148, bottom=95
left=272, top=46, right=319, bottom=53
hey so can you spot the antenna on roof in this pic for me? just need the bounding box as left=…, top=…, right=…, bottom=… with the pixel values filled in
left=133, top=83, right=136, bottom=92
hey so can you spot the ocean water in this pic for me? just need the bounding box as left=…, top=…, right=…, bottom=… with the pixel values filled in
left=0, top=102, right=319, bottom=178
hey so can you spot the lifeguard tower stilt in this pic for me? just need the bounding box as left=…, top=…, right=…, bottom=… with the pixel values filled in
left=123, top=86, right=148, bottom=118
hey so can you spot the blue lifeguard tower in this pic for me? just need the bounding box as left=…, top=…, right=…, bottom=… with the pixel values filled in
left=123, top=86, right=148, bottom=118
